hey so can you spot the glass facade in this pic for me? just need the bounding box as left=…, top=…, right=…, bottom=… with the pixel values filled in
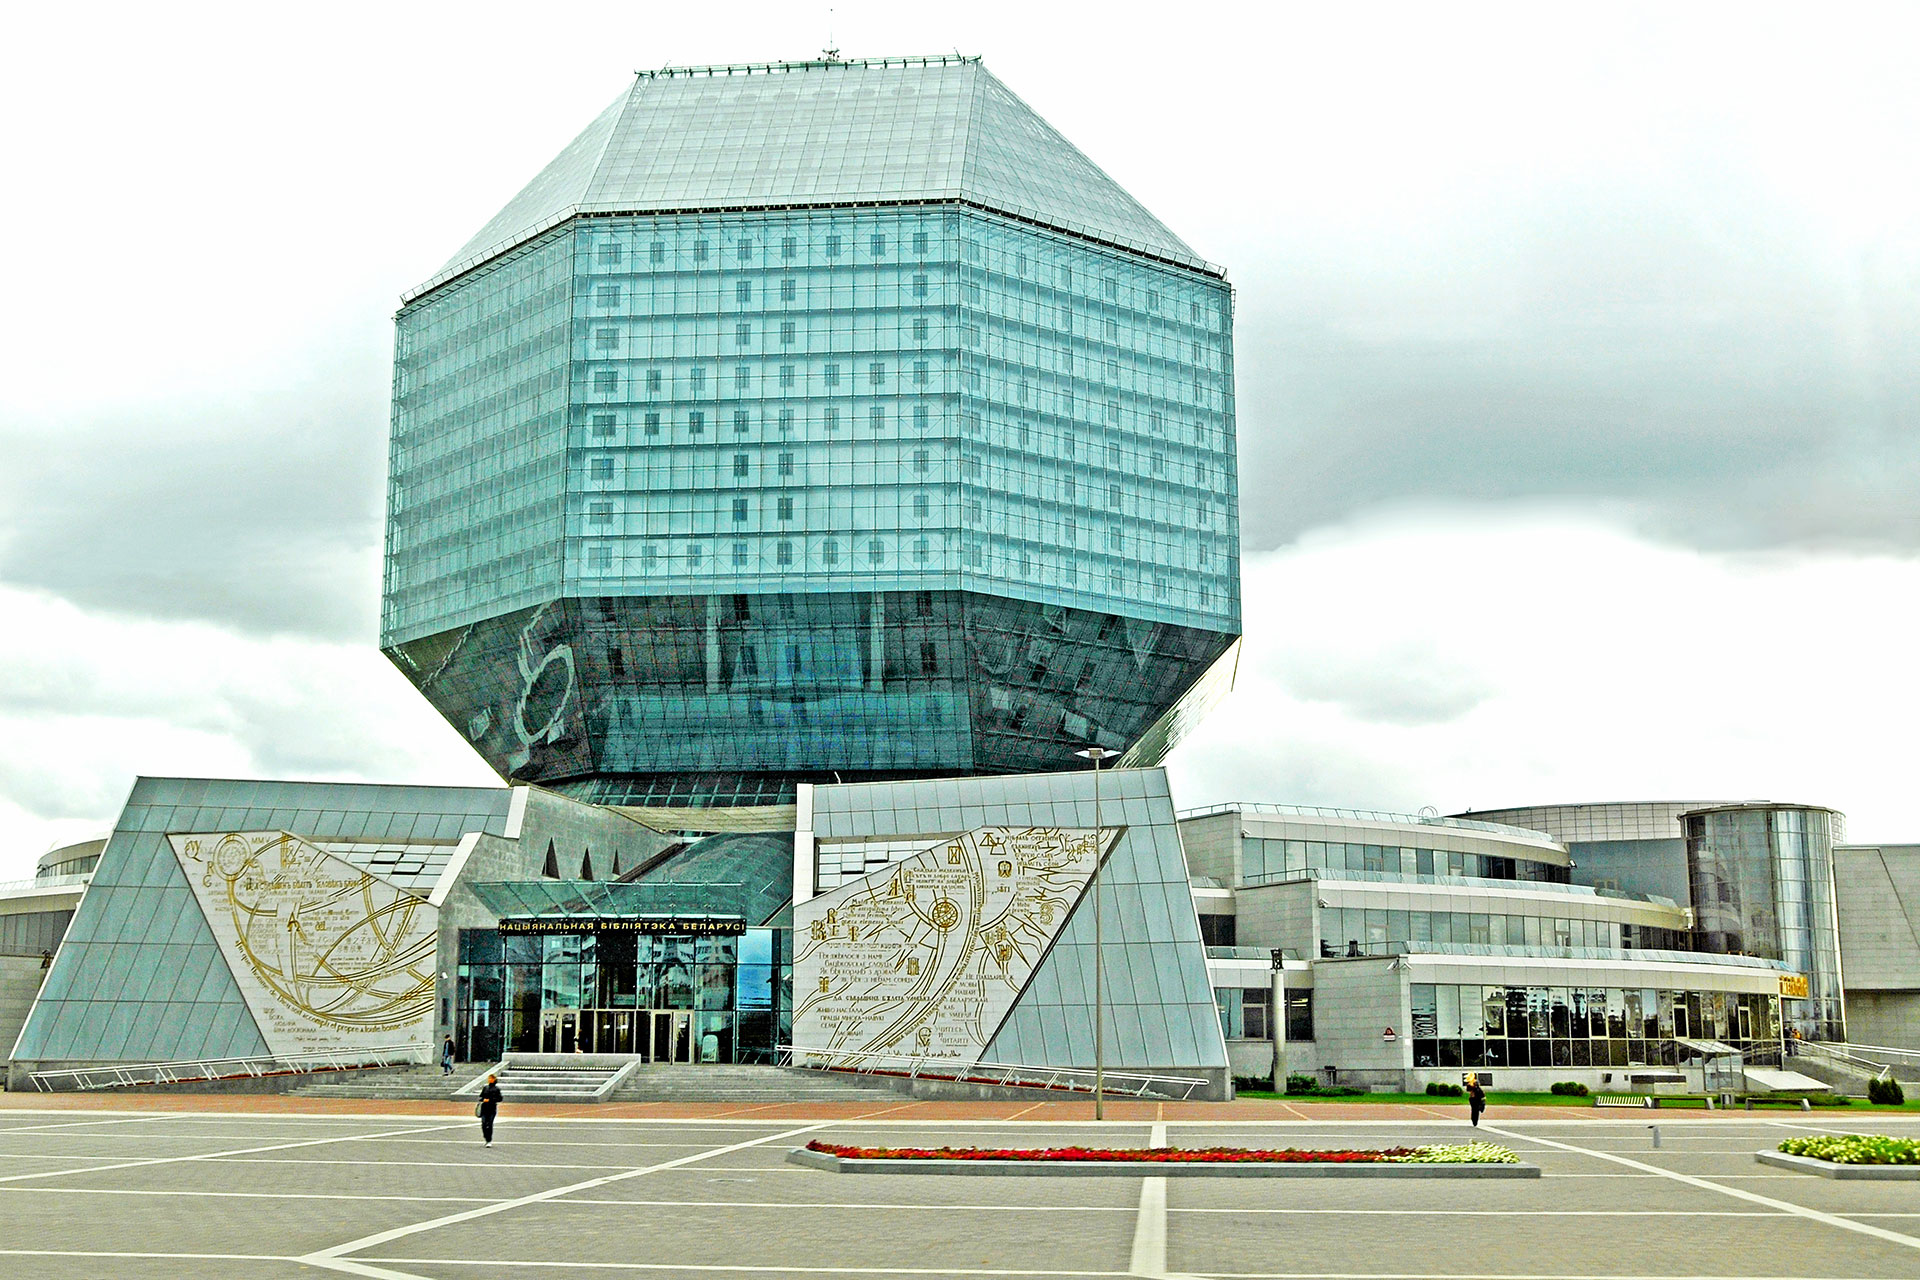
left=1320, top=906, right=1688, bottom=958
left=1686, top=806, right=1845, bottom=1040
left=454, top=926, right=786, bottom=1064
left=0, top=910, right=72, bottom=958
left=383, top=59, right=1239, bottom=798
left=1409, top=982, right=1781, bottom=1069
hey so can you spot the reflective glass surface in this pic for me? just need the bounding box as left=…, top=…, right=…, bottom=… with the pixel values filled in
left=1409, top=982, right=1780, bottom=1069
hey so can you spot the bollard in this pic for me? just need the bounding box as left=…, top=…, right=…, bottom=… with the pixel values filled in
left=1801, top=1098, right=1812, bottom=1111
left=1649, top=1125, right=1662, bottom=1148
left=1705, top=1095, right=1714, bottom=1111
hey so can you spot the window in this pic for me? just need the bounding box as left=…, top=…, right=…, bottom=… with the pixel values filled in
left=869, top=362, right=885, bottom=386
left=822, top=539, right=840, bottom=565
left=594, top=284, right=620, bottom=307
left=732, top=541, right=748, bottom=567
left=775, top=540, right=793, bottom=566
left=592, top=370, right=617, bottom=393
left=913, top=537, right=929, bottom=562
left=650, top=241, right=666, bottom=264
left=735, top=322, right=752, bottom=346
left=1108, top=567, right=1123, bottom=591
left=1107, top=442, right=1122, bottom=466
left=589, top=457, right=614, bottom=482
left=868, top=539, right=885, bottom=564
left=777, top=452, right=794, bottom=477
left=1152, top=573, right=1168, bottom=599
left=642, top=544, right=657, bottom=567
left=913, top=361, right=929, bottom=386
left=591, top=413, right=615, bottom=437
left=869, top=405, right=885, bottom=431
left=735, top=280, right=752, bottom=303
left=825, top=407, right=840, bottom=431
left=912, top=449, right=929, bottom=473
left=690, top=366, right=706, bottom=393
left=1106, top=526, right=1123, bottom=551
left=687, top=543, right=704, bottom=567
left=598, top=243, right=623, bottom=265
left=824, top=234, right=841, bottom=257
left=776, top=496, right=794, bottom=520
left=912, top=274, right=928, bottom=299
left=1019, top=550, right=1032, bottom=576
left=647, top=369, right=662, bottom=392
left=731, top=498, right=748, bottom=522
left=588, top=502, right=612, bottom=526
left=736, top=239, right=753, bottom=262
left=778, top=364, right=795, bottom=388
left=780, top=321, right=795, bottom=344
left=735, top=365, right=750, bottom=391
left=732, top=453, right=749, bottom=478
left=777, top=407, right=794, bottom=434
left=1150, top=410, right=1164, bottom=434
left=912, top=493, right=930, bottom=517
left=781, top=236, right=797, bottom=260
left=912, top=231, right=929, bottom=254
left=824, top=363, right=841, bottom=388
left=1062, top=474, right=1076, bottom=501
left=692, top=239, right=709, bottom=262
left=1151, top=451, right=1165, bottom=474
left=1146, top=289, right=1159, bottom=310
left=911, top=318, right=928, bottom=342
left=870, top=233, right=887, bottom=256
left=1064, top=515, right=1077, bottom=543
left=781, top=277, right=796, bottom=301
left=965, top=499, right=982, bottom=524
left=587, top=545, right=612, bottom=571
left=644, top=411, right=661, bottom=436
left=1107, top=483, right=1121, bottom=509
left=688, top=411, right=705, bottom=434
left=913, top=403, right=929, bottom=430
left=733, top=408, right=749, bottom=433
left=1104, top=277, right=1118, bottom=300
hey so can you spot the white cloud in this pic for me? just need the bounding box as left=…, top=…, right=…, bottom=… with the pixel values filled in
left=1167, top=508, right=1920, bottom=842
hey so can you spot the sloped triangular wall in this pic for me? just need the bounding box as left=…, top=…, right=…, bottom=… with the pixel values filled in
left=13, top=778, right=512, bottom=1066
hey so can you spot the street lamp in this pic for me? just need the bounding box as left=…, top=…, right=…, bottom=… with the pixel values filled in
left=1075, top=744, right=1118, bottom=1119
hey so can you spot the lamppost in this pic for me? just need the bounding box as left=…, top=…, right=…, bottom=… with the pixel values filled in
left=1075, top=744, right=1117, bottom=1119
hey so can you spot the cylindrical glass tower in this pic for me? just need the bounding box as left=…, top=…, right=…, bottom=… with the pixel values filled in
left=1684, top=804, right=1845, bottom=1041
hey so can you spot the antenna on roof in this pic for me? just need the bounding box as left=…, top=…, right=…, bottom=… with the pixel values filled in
left=822, top=5, right=841, bottom=61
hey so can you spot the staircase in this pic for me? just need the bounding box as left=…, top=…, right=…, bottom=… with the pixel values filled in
left=477, top=1062, right=630, bottom=1103
left=289, top=1062, right=467, bottom=1101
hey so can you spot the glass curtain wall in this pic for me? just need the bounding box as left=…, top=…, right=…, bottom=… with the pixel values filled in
left=1321, top=907, right=1689, bottom=958
left=455, top=927, right=789, bottom=1063
left=1409, top=982, right=1781, bottom=1069
left=1242, top=837, right=1570, bottom=886
left=1686, top=808, right=1844, bottom=1040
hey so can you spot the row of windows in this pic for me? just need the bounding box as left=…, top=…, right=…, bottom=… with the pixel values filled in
left=0, top=909, right=72, bottom=957
left=1216, top=987, right=1313, bottom=1041
left=1409, top=984, right=1780, bottom=1050
left=593, top=230, right=936, bottom=266
left=1320, top=906, right=1688, bottom=957
left=1242, top=839, right=1568, bottom=887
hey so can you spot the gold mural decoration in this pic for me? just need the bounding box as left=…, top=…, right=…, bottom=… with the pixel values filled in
left=792, top=826, right=1114, bottom=1068
left=170, top=832, right=437, bottom=1053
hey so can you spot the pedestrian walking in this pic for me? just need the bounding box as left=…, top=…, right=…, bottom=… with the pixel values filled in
left=1467, top=1075, right=1486, bottom=1128
left=441, top=1035, right=456, bottom=1075
left=478, top=1073, right=503, bottom=1147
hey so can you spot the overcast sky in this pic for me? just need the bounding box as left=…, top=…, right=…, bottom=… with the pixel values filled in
left=3, top=2, right=1916, bottom=878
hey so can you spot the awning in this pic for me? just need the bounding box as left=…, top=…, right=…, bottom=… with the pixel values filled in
left=1744, top=1067, right=1831, bottom=1093
left=1675, top=1037, right=1743, bottom=1058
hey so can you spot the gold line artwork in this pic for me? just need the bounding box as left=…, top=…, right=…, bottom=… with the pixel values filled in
left=171, top=832, right=437, bottom=1052
left=792, top=826, right=1113, bottom=1067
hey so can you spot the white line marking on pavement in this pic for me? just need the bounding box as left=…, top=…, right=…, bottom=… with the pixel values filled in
left=0, top=1120, right=466, bottom=1185
left=1130, top=1176, right=1167, bottom=1277
left=298, top=1121, right=830, bottom=1280
left=0, top=1113, right=189, bottom=1136
left=1481, top=1123, right=1920, bottom=1253
left=360, top=1263, right=1134, bottom=1276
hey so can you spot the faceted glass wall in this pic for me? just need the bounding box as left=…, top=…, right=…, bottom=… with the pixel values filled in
left=385, top=589, right=1234, bottom=790
left=384, top=201, right=1238, bottom=792
left=1686, top=807, right=1845, bottom=1040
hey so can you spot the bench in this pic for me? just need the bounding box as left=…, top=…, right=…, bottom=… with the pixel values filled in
left=1743, top=1096, right=1815, bottom=1111
left=1595, top=1094, right=1653, bottom=1108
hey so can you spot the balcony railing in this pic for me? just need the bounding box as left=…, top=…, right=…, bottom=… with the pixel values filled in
left=28, top=1044, right=428, bottom=1092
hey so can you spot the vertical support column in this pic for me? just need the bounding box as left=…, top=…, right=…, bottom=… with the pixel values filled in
left=868, top=591, right=884, bottom=692
left=705, top=595, right=721, bottom=694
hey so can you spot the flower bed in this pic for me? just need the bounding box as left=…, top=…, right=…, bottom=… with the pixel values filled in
left=1777, top=1135, right=1920, bottom=1165
left=802, top=1139, right=1519, bottom=1165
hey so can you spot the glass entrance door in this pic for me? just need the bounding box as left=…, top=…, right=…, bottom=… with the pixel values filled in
left=652, top=1010, right=692, bottom=1063
left=540, top=1008, right=579, bottom=1053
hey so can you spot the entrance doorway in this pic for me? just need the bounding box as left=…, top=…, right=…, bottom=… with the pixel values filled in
left=539, top=1008, right=579, bottom=1054
left=541, top=1008, right=692, bottom=1062
left=652, top=1010, right=692, bottom=1063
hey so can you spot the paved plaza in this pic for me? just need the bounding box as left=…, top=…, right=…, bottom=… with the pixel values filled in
left=0, top=1098, right=1916, bottom=1279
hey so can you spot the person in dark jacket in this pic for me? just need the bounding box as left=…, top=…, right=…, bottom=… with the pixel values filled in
left=478, top=1074, right=503, bottom=1147
left=441, top=1036, right=456, bottom=1075
left=1467, top=1076, right=1486, bottom=1128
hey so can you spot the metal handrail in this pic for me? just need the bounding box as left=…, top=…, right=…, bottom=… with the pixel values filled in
left=0, top=873, right=91, bottom=894
left=1791, top=1039, right=1920, bottom=1079
left=29, top=1043, right=429, bottom=1092
left=776, top=1044, right=1211, bottom=1100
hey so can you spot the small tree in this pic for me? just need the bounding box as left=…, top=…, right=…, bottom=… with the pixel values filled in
left=1867, top=1075, right=1906, bottom=1106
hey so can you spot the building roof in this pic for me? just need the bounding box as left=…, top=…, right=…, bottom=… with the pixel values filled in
left=412, top=55, right=1210, bottom=300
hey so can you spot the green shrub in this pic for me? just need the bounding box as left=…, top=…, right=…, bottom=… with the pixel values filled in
left=1867, top=1076, right=1907, bottom=1106
left=1779, top=1134, right=1920, bottom=1164
left=1549, top=1081, right=1590, bottom=1096
left=1233, top=1074, right=1276, bottom=1093
left=1425, top=1082, right=1464, bottom=1097
left=1284, top=1073, right=1318, bottom=1095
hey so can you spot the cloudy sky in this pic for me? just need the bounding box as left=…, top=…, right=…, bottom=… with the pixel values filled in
left=3, top=2, right=1916, bottom=878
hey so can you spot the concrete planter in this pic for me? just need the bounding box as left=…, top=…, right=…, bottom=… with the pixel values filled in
left=786, top=1148, right=1541, bottom=1177
left=1755, top=1150, right=1920, bottom=1180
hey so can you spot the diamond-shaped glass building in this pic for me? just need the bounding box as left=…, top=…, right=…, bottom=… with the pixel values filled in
left=382, top=56, right=1241, bottom=806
